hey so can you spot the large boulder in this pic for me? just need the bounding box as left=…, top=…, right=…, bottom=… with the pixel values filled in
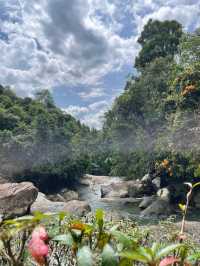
left=61, top=189, right=79, bottom=201
left=31, top=192, right=91, bottom=216
left=141, top=188, right=172, bottom=216
left=101, top=179, right=154, bottom=199
left=139, top=195, right=156, bottom=210
left=128, top=180, right=153, bottom=197
left=140, top=198, right=172, bottom=217
left=0, top=182, right=38, bottom=218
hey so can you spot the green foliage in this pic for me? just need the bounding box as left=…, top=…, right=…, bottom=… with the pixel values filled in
left=0, top=208, right=200, bottom=266
left=0, top=87, right=99, bottom=192
left=135, top=19, right=182, bottom=68
left=103, top=20, right=200, bottom=188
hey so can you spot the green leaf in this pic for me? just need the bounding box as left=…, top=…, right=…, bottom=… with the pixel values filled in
left=192, top=182, right=200, bottom=189
left=102, top=244, right=118, bottom=266
left=77, top=246, right=92, bottom=266
left=119, top=258, right=132, bottom=266
left=96, top=209, right=104, bottom=231
left=120, top=250, right=149, bottom=263
left=178, top=203, right=186, bottom=212
left=110, top=229, right=136, bottom=249
left=52, top=233, right=73, bottom=246
left=96, top=209, right=104, bottom=221
left=151, top=243, right=160, bottom=257
left=187, top=252, right=200, bottom=262
left=59, top=211, right=69, bottom=221
left=156, top=244, right=183, bottom=260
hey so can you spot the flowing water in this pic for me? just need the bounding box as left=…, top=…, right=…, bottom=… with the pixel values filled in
left=77, top=175, right=153, bottom=223
left=77, top=175, right=200, bottom=224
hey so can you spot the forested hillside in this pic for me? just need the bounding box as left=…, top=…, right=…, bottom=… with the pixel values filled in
left=103, top=20, right=200, bottom=186
left=0, top=87, right=106, bottom=192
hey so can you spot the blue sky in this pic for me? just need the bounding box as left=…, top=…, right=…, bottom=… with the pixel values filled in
left=0, top=0, right=200, bottom=128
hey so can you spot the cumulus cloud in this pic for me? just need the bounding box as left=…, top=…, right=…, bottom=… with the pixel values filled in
left=0, top=0, right=200, bottom=127
left=62, top=106, right=89, bottom=117
left=63, top=100, right=110, bottom=129
left=0, top=0, right=139, bottom=95
left=79, top=87, right=106, bottom=100
left=129, top=0, right=200, bottom=34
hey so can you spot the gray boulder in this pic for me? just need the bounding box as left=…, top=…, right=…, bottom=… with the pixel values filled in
left=31, top=192, right=91, bottom=216
left=101, top=182, right=129, bottom=198
left=141, top=188, right=172, bottom=216
left=152, top=177, right=161, bottom=191
left=128, top=180, right=153, bottom=197
left=139, top=196, right=156, bottom=210
left=61, top=189, right=79, bottom=201
left=0, top=182, right=38, bottom=218
left=157, top=187, right=170, bottom=200
left=141, top=174, right=151, bottom=183
left=47, top=189, right=79, bottom=202
left=141, top=199, right=172, bottom=216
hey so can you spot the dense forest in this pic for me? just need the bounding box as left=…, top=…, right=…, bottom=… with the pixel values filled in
left=0, top=19, right=200, bottom=194
left=103, top=20, right=200, bottom=186
left=0, top=86, right=108, bottom=192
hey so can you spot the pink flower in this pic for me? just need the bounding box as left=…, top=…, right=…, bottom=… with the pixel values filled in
left=28, top=226, right=49, bottom=265
left=159, top=256, right=179, bottom=266
left=32, top=226, right=48, bottom=241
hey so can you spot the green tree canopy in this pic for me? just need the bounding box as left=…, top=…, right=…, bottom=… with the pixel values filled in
left=135, top=19, right=183, bottom=69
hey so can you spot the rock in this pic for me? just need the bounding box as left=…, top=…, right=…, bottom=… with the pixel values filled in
left=0, top=176, right=9, bottom=184
left=139, top=196, right=156, bottom=210
left=47, top=194, right=66, bottom=202
left=152, top=177, right=161, bottom=190
left=140, top=198, right=172, bottom=217
left=61, top=189, right=79, bottom=201
left=128, top=180, right=153, bottom=197
left=101, top=182, right=129, bottom=198
left=157, top=187, right=170, bottom=201
left=141, top=174, right=151, bottom=183
left=140, top=188, right=171, bottom=217
left=0, top=182, right=38, bottom=218
left=31, top=192, right=91, bottom=216
left=47, top=190, right=79, bottom=202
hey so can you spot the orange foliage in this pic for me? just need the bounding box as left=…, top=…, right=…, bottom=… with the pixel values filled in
left=181, top=85, right=196, bottom=96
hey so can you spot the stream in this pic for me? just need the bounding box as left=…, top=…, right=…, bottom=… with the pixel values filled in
left=77, top=175, right=200, bottom=224
left=77, top=175, right=152, bottom=223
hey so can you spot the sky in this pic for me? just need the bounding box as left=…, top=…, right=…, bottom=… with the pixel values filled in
left=0, top=0, right=200, bottom=128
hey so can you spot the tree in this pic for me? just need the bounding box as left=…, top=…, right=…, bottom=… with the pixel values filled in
left=135, top=19, right=183, bottom=69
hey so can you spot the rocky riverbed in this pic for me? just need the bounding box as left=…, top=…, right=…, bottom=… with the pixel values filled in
left=1, top=174, right=200, bottom=223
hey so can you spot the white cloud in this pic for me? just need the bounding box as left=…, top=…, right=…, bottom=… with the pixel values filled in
left=62, top=106, right=89, bottom=117
left=0, top=0, right=200, bottom=127
left=63, top=100, right=109, bottom=129
left=79, top=87, right=106, bottom=100
left=0, top=0, right=139, bottom=95
left=129, top=0, right=200, bottom=34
